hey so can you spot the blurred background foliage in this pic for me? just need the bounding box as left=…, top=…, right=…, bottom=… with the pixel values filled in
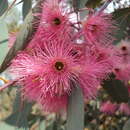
left=0, top=0, right=130, bottom=130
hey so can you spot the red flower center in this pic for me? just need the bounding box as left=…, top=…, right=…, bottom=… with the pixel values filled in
left=55, top=61, right=64, bottom=71
left=53, top=17, right=61, bottom=25
left=92, top=25, right=97, bottom=32
left=114, top=68, right=120, bottom=72
left=121, top=46, right=127, bottom=51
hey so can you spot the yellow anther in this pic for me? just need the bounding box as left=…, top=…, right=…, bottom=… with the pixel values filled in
left=0, top=77, right=9, bottom=84
left=128, top=80, right=130, bottom=85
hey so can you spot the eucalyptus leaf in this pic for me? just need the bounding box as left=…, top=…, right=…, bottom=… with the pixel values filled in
left=123, top=118, right=130, bottom=130
left=0, top=122, right=16, bottom=130
left=72, top=0, right=88, bottom=10
left=113, top=7, right=130, bottom=44
left=5, top=90, right=32, bottom=130
left=46, top=123, right=53, bottom=130
left=0, top=19, right=8, bottom=65
left=85, top=0, right=102, bottom=8
left=0, top=0, right=8, bottom=16
left=39, top=120, right=46, bottom=130
left=66, top=82, right=84, bottom=130
left=103, top=74, right=129, bottom=103
left=22, top=0, right=32, bottom=20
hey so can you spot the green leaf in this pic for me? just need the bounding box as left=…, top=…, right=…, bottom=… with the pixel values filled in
left=72, top=0, right=88, bottom=10
left=66, top=82, right=84, bottom=130
left=85, top=0, right=102, bottom=8
left=113, top=7, right=130, bottom=44
left=46, top=120, right=63, bottom=130
left=22, top=0, right=32, bottom=20
left=0, top=122, right=17, bottom=130
left=46, top=121, right=55, bottom=130
left=103, top=74, right=129, bottom=103
left=123, top=118, right=130, bottom=130
left=0, top=18, right=8, bottom=65
left=4, top=91, right=32, bottom=130
left=0, top=0, right=8, bottom=16
left=39, top=120, right=46, bottom=130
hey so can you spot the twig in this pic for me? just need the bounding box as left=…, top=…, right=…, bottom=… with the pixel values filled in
left=0, top=80, right=16, bottom=91
left=4, top=0, right=17, bottom=17
left=96, top=0, right=113, bottom=15
left=0, top=39, right=8, bottom=44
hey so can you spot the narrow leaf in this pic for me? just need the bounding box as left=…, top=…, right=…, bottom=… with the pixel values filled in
left=72, top=0, right=88, bottom=10
left=0, top=19, right=8, bottom=65
left=85, top=0, right=102, bottom=8
left=123, top=118, right=130, bottom=130
left=0, top=0, right=8, bottom=16
left=103, top=74, right=129, bottom=103
left=5, top=90, right=32, bottom=130
left=113, top=7, right=130, bottom=44
left=0, top=122, right=16, bottom=130
left=39, top=120, right=46, bottom=130
left=66, top=82, right=84, bottom=130
left=46, top=120, right=59, bottom=130
left=22, top=0, right=32, bottom=20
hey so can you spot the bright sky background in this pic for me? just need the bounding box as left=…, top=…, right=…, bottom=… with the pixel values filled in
left=8, top=0, right=129, bottom=12
left=106, top=0, right=130, bottom=12
left=7, top=0, right=130, bottom=24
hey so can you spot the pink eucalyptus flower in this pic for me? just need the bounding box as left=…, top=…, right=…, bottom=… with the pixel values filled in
left=27, top=0, right=72, bottom=49
left=38, top=0, right=71, bottom=40
left=82, top=12, right=116, bottom=45
left=119, top=103, right=130, bottom=116
left=40, top=92, right=68, bottom=112
left=79, top=53, right=114, bottom=98
left=100, top=101, right=118, bottom=115
left=113, top=64, right=130, bottom=82
left=10, top=39, right=111, bottom=112
left=112, top=40, right=130, bottom=82
left=10, top=40, right=81, bottom=112
left=87, top=44, right=117, bottom=77
left=114, top=40, right=130, bottom=64
left=90, top=44, right=115, bottom=63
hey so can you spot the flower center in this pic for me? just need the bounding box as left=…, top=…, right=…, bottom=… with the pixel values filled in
left=114, top=68, right=120, bottom=72
left=121, top=46, right=127, bottom=51
left=92, top=25, right=97, bottom=32
left=53, top=18, right=61, bottom=25
left=55, top=61, right=64, bottom=71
